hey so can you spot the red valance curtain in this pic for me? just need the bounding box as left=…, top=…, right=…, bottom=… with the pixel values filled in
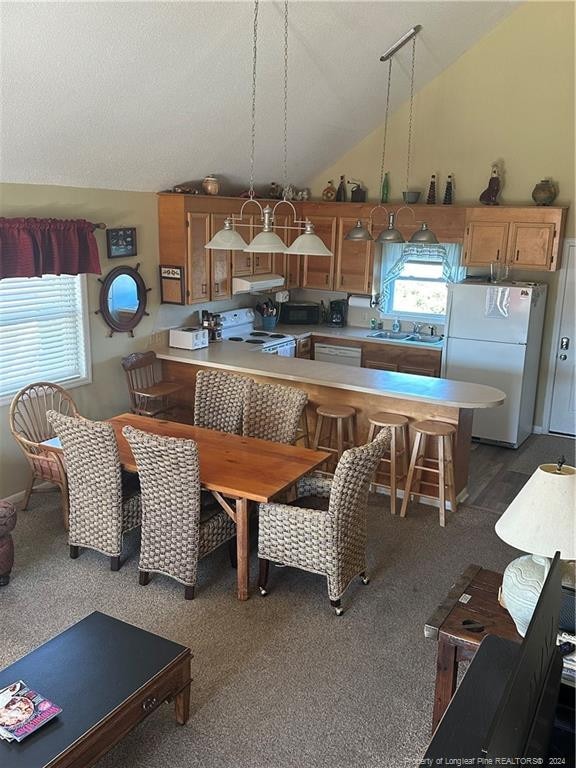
left=0, top=217, right=101, bottom=279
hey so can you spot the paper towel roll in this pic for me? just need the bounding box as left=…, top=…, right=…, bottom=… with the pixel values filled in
left=348, top=295, right=372, bottom=309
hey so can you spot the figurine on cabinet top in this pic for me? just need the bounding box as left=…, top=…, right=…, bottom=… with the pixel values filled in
left=322, top=180, right=337, bottom=202
left=479, top=162, right=503, bottom=205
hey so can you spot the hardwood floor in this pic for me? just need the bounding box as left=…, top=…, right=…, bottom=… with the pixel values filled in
left=464, top=434, right=576, bottom=515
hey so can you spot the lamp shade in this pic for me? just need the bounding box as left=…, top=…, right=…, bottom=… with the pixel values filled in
left=285, top=221, right=333, bottom=256
left=375, top=212, right=405, bottom=245
left=409, top=222, right=439, bottom=244
left=495, top=463, right=576, bottom=559
left=205, top=223, right=248, bottom=250
left=344, top=220, right=373, bottom=242
left=244, top=231, right=287, bottom=254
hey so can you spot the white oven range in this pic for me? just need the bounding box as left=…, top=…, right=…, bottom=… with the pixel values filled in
left=219, top=308, right=296, bottom=357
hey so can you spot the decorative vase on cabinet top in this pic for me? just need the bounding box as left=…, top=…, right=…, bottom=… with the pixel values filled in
left=531, top=179, right=557, bottom=206
left=202, top=175, right=220, bottom=195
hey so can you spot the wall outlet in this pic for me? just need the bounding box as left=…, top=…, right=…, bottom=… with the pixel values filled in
left=149, top=331, right=167, bottom=347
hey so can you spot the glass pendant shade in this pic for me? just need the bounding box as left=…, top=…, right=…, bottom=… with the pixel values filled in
left=344, top=220, right=373, bottom=242
left=409, top=222, right=438, bottom=244
left=285, top=221, right=332, bottom=256
left=375, top=213, right=405, bottom=244
left=205, top=220, right=248, bottom=250
left=244, top=230, right=287, bottom=253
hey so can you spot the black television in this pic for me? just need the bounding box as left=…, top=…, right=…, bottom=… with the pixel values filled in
left=421, top=552, right=575, bottom=765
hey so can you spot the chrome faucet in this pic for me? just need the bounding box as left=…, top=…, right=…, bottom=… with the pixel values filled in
left=412, top=322, right=423, bottom=333
left=428, top=324, right=437, bottom=336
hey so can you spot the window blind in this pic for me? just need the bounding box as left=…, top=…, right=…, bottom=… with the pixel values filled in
left=0, top=274, right=89, bottom=398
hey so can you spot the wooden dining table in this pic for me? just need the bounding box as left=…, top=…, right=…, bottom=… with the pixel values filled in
left=100, top=413, right=330, bottom=600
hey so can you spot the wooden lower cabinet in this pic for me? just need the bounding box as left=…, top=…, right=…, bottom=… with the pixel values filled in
left=311, top=336, right=442, bottom=376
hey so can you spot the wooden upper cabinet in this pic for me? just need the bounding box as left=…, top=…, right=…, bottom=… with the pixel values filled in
left=508, top=222, right=555, bottom=269
left=463, top=207, right=566, bottom=271
left=209, top=214, right=232, bottom=300
left=336, top=217, right=372, bottom=293
left=270, top=214, right=300, bottom=288
left=187, top=213, right=211, bottom=303
left=463, top=221, right=509, bottom=266
left=300, top=215, right=336, bottom=289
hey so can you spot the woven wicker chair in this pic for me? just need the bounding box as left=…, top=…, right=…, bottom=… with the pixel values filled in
left=193, top=370, right=249, bottom=434
left=9, top=382, right=79, bottom=528
left=122, top=426, right=237, bottom=600
left=47, top=411, right=141, bottom=570
left=257, top=429, right=390, bottom=615
left=121, top=351, right=186, bottom=418
left=242, top=380, right=308, bottom=444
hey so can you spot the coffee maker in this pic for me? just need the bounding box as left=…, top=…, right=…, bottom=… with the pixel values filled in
left=327, top=299, right=348, bottom=327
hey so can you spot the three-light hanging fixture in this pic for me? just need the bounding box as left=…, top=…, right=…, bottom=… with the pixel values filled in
left=344, top=25, right=440, bottom=247
left=206, top=0, right=332, bottom=258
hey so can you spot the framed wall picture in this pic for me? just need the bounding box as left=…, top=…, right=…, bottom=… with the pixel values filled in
left=106, top=227, right=137, bottom=259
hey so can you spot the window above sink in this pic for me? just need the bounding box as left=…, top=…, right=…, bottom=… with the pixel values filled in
left=375, top=243, right=464, bottom=322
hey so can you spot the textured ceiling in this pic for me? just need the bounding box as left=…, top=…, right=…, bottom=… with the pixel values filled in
left=0, top=1, right=517, bottom=193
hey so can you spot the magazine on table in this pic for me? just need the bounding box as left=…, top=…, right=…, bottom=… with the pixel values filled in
left=0, top=681, right=62, bottom=742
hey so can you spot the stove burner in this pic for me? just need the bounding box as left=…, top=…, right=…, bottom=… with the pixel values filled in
left=245, top=339, right=266, bottom=345
left=229, top=337, right=244, bottom=342
left=250, top=331, right=268, bottom=337
left=268, top=333, right=285, bottom=338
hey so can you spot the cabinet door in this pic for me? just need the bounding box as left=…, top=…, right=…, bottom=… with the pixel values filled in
left=253, top=251, right=272, bottom=274
left=296, top=336, right=312, bottom=359
left=508, top=222, right=555, bottom=269
left=187, top=213, right=211, bottom=303
left=272, top=214, right=300, bottom=288
left=364, top=358, right=399, bottom=372
left=335, top=217, right=372, bottom=293
left=209, top=215, right=232, bottom=300
left=301, top=216, right=336, bottom=289
left=158, top=196, right=188, bottom=304
left=463, top=222, right=509, bottom=266
left=399, top=364, right=437, bottom=377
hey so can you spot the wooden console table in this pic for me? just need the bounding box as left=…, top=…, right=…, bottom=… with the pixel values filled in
left=425, top=565, right=521, bottom=732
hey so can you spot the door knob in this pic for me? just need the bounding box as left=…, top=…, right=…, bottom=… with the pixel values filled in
left=559, top=354, right=567, bottom=361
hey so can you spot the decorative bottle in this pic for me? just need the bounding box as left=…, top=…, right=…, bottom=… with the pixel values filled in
left=335, top=175, right=347, bottom=202
left=322, top=180, right=337, bottom=202
left=381, top=172, right=389, bottom=203
left=426, top=174, right=437, bottom=205
left=443, top=174, right=454, bottom=205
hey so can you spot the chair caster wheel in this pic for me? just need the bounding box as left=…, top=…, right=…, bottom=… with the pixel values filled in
left=334, top=606, right=344, bottom=616
left=259, top=587, right=268, bottom=596
left=361, top=575, right=370, bottom=585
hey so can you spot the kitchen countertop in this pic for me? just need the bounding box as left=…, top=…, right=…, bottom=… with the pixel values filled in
left=264, top=324, right=444, bottom=349
left=156, top=344, right=504, bottom=410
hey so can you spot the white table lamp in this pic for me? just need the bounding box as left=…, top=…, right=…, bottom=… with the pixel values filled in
left=495, top=461, right=575, bottom=636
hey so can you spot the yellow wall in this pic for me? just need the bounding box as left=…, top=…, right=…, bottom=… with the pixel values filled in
left=308, top=2, right=575, bottom=236
left=0, top=183, right=160, bottom=498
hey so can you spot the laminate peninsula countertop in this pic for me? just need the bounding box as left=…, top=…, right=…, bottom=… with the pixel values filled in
left=155, top=343, right=505, bottom=410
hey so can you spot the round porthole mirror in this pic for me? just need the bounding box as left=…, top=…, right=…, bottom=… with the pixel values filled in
left=97, top=264, right=150, bottom=336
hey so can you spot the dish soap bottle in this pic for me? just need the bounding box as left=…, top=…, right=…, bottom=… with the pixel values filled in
left=392, top=317, right=401, bottom=333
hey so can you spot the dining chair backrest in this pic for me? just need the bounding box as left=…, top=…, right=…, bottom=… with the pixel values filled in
left=47, top=411, right=126, bottom=550
left=328, top=429, right=391, bottom=525
left=122, top=426, right=204, bottom=586
left=242, top=380, right=308, bottom=444
left=193, top=370, right=249, bottom=434
left=10, top=382, right=79, bottom=447
left=121, top=351, right=163, bottom=412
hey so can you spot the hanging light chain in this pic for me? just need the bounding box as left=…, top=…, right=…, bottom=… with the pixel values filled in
left=405, top=34, right=416, bottom=192
left=248, top=0, right=259, bottom=197
left=282, top=0, right=289, bottom=194
left=379, top=57, right=393, bottom=192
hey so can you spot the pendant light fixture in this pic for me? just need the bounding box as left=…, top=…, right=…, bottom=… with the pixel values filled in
left=344, top=24, right=440, bottom=247
left=207, top=0, right=332, bottom=257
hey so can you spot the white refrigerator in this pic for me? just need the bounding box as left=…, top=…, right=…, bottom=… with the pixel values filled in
left=442, top=281, right=547, bottom=448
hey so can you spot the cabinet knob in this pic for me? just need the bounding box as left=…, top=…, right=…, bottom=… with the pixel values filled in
left=201, top=283, right=207, bottom=295
left=496, top=249, right=500, bottom=261
left=559, top=354, right=567, bottom=361
left=515, top=250, right=520, bottom=261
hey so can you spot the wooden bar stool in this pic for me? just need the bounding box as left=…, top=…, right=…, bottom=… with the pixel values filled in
left=399, top=419, right=457, bottom=527
left=295, top=409, right=310, bottom=447
left=367, top=412, right=410, bottom=516
left=312, top=405, right=356, bottom=467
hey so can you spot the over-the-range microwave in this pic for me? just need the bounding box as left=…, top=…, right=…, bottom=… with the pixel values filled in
left=278, top=301, right=321, bottom=325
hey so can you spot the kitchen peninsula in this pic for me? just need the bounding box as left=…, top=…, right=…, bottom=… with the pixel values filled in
left=157, top=344, right=505, bottom=502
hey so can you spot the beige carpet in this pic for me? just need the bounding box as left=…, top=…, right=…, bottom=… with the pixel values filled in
left=2, top=481, right=522, bottom=768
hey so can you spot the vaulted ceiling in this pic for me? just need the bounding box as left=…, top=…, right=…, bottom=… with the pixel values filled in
left=1, top=1, right=517, bottom=193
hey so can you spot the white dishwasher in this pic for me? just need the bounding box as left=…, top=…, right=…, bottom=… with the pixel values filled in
left=314, top=343, right=362, bottom=367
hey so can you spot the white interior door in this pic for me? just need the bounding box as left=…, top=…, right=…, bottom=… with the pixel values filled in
left=549, top=243, right=576, bottom=435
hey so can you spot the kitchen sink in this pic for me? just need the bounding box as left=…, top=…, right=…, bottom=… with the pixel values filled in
left=407, top=334, right=444, bottom=344
left=366, top=331, right=413, bottom=340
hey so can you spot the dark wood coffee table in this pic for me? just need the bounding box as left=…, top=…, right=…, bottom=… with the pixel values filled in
left=0, top=612, right=191, bottom=767
left=425, top=564, right=520, bottom=732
